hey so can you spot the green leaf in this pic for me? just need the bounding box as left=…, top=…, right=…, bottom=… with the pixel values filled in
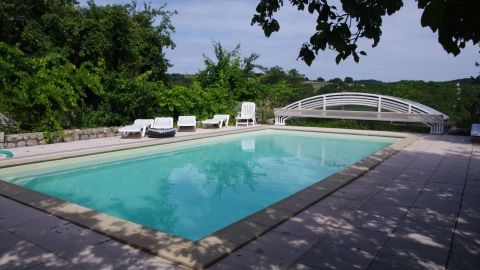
left=335, top=53, right=343, bottom=64
left=263, top=19, right=280, bottom=37
left=308, top=2, right=319, bottom=14
left=420, top=0, right=446, bottom=32
left=298, top=44, right=315, bottom=66
left=353, top=51, right=359, bottom=63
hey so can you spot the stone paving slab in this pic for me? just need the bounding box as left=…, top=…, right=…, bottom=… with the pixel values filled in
left=242, top=231, right=316, bottom=262
left=208, top=249, right=290, bottom=270
left=298, top=241, right=375, bottom=270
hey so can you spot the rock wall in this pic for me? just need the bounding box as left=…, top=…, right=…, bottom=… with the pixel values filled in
left=1, top=127, right=119, bottom=148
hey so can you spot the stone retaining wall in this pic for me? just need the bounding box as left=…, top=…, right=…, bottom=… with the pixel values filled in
left=1, top=127, right=119, bottom=148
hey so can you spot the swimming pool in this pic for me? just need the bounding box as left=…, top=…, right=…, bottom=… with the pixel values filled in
left=0, top=129, right=408, bottom=269
left=0, top=130, right=396, bottom=241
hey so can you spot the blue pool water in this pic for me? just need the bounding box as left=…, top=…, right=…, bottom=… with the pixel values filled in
left=4, top=130, right=396, bottom=240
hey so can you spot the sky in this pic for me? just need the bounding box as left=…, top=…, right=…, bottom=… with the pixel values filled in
left=81, top=0, right=479, bottom=82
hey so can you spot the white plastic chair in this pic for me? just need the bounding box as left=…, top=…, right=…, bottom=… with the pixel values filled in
left=152, top=117, right=174, bottom=129
left=236, top=102, right=256, bottom=126
left=202, top=114, right=230, bottom=128
left=177, top=116, right=196, bottom=131
left=118, top=119, right=153, bottom=138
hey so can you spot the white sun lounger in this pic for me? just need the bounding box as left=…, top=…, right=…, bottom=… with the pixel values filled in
left=152, top=117, right=174, bottom=129
left=118, top=119, right=153, bottom=138
left=177, top=116, right=196, bottom=131
left=236, top=102, right=256, bottom=126
left=202, top=114, right=230, bottom=128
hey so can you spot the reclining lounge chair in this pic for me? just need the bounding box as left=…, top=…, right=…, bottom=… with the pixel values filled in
left=202, top=114, right=230, bottom=128
left=118, top=119, right=153, bottom=138
left=152, top=117, right=174, bottom=129
left=177, top=116, right=196, bottom=131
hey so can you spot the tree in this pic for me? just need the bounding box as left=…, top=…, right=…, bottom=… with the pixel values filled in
left=252, top=0, right=480, bottom=65
left=344, top=77, right=353, bottom=83
left=316, top=77, right=325, bottom=82
left=0, top=1, right=176, bottom=130
left=195, top=42, right=260, bottom=101
left=0, top=42, right=103, bottom=131
left=329, top=78, right=343, bottom=83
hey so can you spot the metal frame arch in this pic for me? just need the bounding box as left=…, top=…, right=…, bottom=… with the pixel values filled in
left=274, top=92, right=449, bottom=134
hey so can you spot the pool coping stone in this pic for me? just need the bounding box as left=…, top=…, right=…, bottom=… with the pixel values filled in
left=0, top=126, right=418, bottom=269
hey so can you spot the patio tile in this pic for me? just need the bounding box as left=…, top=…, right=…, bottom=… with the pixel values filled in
left=8, top=215, right=109, bottom=255
left=288, top=263, right=321, bottom=270
left=0, top=199, right=47, bottom=228
left=208, top=249, right=291, bottom=270
left=447, top=230, right=480, bottom=270
left=395, top=170, right=432, bottom=182
left=272, top=216, right=331, bottom=240
left=0, top=228, right=66, bottom=270
left=242, top=231, right=316, bottom=261
left=297, top=241, right=374, bottom=270
left=362, top=168, right=397, bottom=179
left=390, top=177, right=428, bottom=189
left=62, top=240, right=176, bottom=270
left=302, top=207, right=355, bottom=231
left=467, top=172, right=480, bottom=182
left=320, top=227, right=389, bottom=254
left=353, top=175, right=389, bottom=185
left=0, top=237, right=57, bottom=270
left=330, top=180, right=382, bottom=201
left=404, top=208, right=457, bottom=229
left=309, top=196, right=361, bottom=211
left=379, top=221, right=452, bottom=267
left=23, top=258, right=82, bottom=270
left=423, top=182, right=464, bottom=193
left=369, top=182, right=421, bottom=207
left=429, top=175, right=466, bottom=185
left=463, top=185, right=480, bottom=197
left=460, top=193, right=480, bottom=215
left=413, top=190, right=461, bottom=214
left=466, top=177, right=480, bottom=188
left=0, top=228, right=28, bottom=252
left=349, top=202, right=407, bottom=233
left=369, top=251, right=444, bottom=270
left=456, top=211, right=480, bottom=236
left=394, top=219, right=454, bottom=245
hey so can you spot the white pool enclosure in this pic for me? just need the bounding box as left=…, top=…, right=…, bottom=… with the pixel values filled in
left=274, top=92, right=449, bottom=134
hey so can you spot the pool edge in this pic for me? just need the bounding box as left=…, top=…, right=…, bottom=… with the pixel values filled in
left=0, top=126, right=268, bottom=169
left=0, top=127, right=418, bottom=269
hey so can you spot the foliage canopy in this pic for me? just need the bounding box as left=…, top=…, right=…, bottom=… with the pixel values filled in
left=0, top=0, right=176, bottom=131
left=252, top=0, right=480, bottom=65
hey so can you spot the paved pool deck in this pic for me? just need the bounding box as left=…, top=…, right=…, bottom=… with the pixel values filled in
left=0, top=127, right=479, bottom=269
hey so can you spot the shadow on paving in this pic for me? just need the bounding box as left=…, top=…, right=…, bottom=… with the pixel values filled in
left=209, top=135, right=480, bottom=270
left=0, top=135, right=479, bottom=270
